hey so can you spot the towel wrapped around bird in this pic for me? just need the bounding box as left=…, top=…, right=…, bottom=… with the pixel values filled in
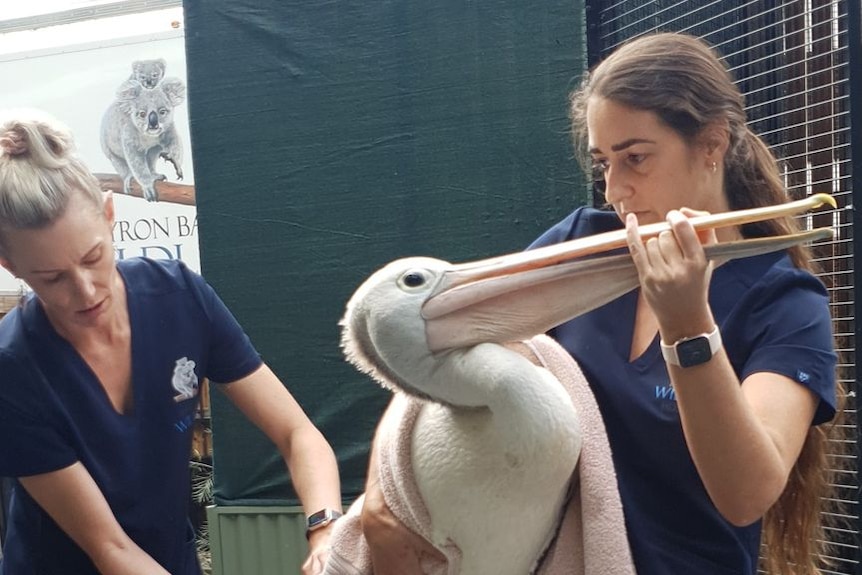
left=323, top=335, right=636, bottom=575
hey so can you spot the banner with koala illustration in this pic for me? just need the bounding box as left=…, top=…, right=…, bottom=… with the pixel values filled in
left=0, top=19, right=197, bottom=295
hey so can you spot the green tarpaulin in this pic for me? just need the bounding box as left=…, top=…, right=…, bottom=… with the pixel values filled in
left=183, top=0, right=587, bottom=505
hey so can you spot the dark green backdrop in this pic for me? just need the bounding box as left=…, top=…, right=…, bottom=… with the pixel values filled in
left=183, top=1, right=587, bottom=505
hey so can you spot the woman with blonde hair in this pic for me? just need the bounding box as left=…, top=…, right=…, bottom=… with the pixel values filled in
left=0, top=110, right=342, bottom=575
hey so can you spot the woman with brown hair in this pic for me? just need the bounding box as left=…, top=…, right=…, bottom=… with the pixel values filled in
left=532, top=31, right=843, bottom=574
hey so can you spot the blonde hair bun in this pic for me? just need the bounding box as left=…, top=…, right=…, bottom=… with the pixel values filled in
left=0, top=109, right=76, bottom=168
left=0, top=108, right=102, bottom=233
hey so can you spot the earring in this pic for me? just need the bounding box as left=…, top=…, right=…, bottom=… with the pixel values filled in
left=711, top=161, right=718, bottom=173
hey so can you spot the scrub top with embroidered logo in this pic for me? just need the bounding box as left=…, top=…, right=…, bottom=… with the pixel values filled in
left=530, top=207, right=837, bottom=575
left=0, top=258, right=263, bottom=574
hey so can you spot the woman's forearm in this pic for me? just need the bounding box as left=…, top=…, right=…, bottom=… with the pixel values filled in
left=283, top=424, right=343, bottom=514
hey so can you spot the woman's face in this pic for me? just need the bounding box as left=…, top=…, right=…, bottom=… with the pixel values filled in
left=1, top=191, right=119, bottom=330
left=586, top=97, right=727, bottom=225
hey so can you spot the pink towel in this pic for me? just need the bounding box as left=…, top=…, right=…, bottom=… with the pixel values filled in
left=325, top=335, right=635, bottom=575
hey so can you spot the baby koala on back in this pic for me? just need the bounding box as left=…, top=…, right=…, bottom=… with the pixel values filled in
left=100, top=78, right=185, bottom=202
left=131, top=58, right=166, bottom=89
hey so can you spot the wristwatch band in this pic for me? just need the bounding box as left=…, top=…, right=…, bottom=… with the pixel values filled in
left=660, top=325, right=722, bottom=368
left=305, top=508, right=343, bottom=539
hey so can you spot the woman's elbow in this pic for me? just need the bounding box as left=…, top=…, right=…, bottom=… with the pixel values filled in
left=715, top=479, right=786, bottom=527
left=720, top=506, right=767, bottom=528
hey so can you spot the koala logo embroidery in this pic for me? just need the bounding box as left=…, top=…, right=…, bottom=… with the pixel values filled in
left=172, top=357, right=199, bottom=402
left=100, top=59, right=186, bottom=202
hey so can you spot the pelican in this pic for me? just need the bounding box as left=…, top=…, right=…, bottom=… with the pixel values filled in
left=332, top=194, right=836, bottom=575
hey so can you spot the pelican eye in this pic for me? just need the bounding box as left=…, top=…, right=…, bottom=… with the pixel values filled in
left=399, top=269, right=429, bottom=290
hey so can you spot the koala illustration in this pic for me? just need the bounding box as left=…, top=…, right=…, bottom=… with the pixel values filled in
left=100, top=78, right=186, bottom=202
left=171, top=357, right=199, bottom=402
left=130, top=59, right=166, bottom=89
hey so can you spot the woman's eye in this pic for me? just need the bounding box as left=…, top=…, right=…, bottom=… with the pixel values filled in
left=627, top=153, right=646, bottom=165
left=83, top=251, right=102, bottom=266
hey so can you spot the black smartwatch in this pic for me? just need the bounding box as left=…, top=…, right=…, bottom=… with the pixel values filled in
left=660, top=326, right=722, bottom=368
left=306, top=508, right=343, bottom=539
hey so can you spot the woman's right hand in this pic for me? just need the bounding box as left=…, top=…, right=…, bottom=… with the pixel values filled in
left=19, top=463, right=171, bottom=575
left=361, top=477, right=447, bottom=575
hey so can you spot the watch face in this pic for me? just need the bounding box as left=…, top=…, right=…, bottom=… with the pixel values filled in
left=307, top=509, right=342, bottom=532
left=677, top=336, right=712, bottom=368
left=307, top=509, right=330, bottom=529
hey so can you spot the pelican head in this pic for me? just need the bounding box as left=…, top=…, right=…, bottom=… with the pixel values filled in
left=341, top=256, right=456, bottom=403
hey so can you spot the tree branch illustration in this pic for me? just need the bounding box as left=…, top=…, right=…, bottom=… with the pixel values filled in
left=94, top=173, right=196, bottom=206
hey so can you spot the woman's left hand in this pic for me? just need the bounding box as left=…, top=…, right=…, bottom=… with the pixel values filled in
left=302, top=527, right=333, bottom=575
left=626, top=208, right=717, bottom=338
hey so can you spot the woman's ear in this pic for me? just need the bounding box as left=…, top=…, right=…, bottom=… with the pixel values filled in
left=700, top=120, right=730, bottom=168
left=102, top=191, right=115, bottom=226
